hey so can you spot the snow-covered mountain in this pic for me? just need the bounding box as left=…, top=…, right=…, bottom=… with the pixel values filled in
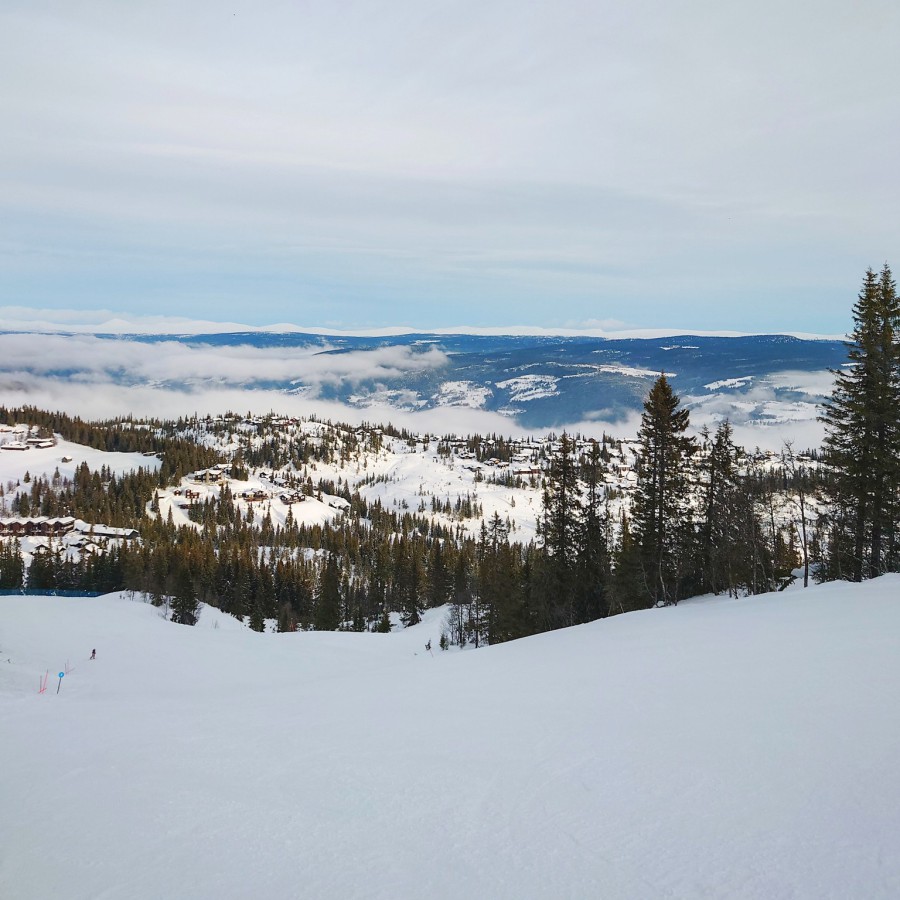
left=2, top=579, right=899, bottom=899
left=0, top=330, right=845, bottom=432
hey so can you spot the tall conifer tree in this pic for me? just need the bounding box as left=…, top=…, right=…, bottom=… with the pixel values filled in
left=575, top=440, right=610, bottom=622
left=314, top=553, right=342, bottom=630
left=631, top=375, right=694, bottom=606
left=538, top=433, right=581, bottom=628
left=820, top=264, right=900, bottom=580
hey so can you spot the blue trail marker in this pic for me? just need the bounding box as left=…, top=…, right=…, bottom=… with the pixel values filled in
left=57, top=671, right=65, bottom=694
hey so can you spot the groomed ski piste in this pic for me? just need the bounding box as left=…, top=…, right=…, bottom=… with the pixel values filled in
left=2, top=579, right=899, bottom=899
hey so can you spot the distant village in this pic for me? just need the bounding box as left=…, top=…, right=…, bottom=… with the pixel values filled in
left=0, top=424, right=142, bottom=569
left=0, top=423, right=61, bottom=453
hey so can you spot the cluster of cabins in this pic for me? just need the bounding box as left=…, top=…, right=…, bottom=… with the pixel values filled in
left=0, top=436, right=57, bottom=451
left=184, top=466, right=313, bottom=507
left=0, top=516, right=139, bottom=541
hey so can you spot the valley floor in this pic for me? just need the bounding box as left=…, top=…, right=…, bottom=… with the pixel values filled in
left=1, top=580, right=899, bottom=899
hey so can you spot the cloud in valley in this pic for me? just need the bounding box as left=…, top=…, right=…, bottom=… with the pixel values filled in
left=0, top=333, right=448, bottom=390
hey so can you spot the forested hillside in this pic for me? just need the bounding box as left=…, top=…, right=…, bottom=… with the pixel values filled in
left=2, top=265, right=898, bottom=642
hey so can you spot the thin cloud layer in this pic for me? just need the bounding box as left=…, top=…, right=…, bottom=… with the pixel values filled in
left=0, top=375, right=539, bottom=441
left=1, top=2, right=897, bottom=332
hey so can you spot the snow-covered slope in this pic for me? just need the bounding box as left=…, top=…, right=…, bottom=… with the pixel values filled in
left=2, top=581, right=899, bottom=899
left=0, top=435, right=159, bottom=488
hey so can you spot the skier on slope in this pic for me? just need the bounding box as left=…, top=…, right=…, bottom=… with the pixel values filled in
left=90, top=649, right=96, bottom=660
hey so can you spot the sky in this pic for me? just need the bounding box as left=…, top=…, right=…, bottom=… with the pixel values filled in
left=2, top=1, right=899, bottom=334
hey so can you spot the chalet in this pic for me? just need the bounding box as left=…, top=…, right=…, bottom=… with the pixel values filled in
left=279, top=492, right=305, bottom=505
left=192, top=469, right=226, bottom=485
left=240, top=490, right=269, bottom=502
left=1, top=441, right=29, bottom=451
left=70, top=537, right=103, bottom=555
left=26, top=437, right=56, bottom=448
left=73, top=522, right=139, bottom=540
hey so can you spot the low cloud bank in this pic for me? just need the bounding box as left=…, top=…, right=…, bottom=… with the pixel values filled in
left=0, top=373, right=824, bottom=451
left=0, top=333, right=448, bottom=390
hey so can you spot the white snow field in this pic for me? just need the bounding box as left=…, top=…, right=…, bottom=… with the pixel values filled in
left=2, top=580, right=900, bottom=899
left=0, top=436, right=159, bottom=489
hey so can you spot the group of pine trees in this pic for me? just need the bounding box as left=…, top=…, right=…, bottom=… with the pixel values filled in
left=532, top=378, right=795, bottom=626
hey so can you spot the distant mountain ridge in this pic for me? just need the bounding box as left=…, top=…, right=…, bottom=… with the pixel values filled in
left=0, top=330, right=846, bottom=429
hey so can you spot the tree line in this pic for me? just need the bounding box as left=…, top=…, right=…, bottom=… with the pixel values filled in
left=818, top=263, right=900, bottom=581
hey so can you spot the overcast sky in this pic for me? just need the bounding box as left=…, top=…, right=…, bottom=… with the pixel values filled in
left=2, top=1, right=899, bottom=334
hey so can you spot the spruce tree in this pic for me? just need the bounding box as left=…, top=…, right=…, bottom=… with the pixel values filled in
left=538, top=433, right=581, bottom=628
left=631, top=375, right=694, bottom=606
left=820, top=264, right=900, bottom=580
left=608, top=512, right=645, bottom=614
left=314, top=553, right=342, bottom=630
left=248, top=598, right=266, bottom=632
left=170, top=564, right=200, bottom=626
left=574, top=440, right=611, bottom=623
left=480, top=513, right=525, bottom=644
left=375, top=606, right=392, bottom=633
left=699, top=422, right=772, bottom=596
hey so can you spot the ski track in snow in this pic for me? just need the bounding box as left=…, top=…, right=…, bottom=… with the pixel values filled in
left=2, top=579, right=900, bottom=899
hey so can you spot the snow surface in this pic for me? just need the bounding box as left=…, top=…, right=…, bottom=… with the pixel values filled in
left=704, top=376, right=753, bottom=390
left=3, top=580, right=900, bottom=898
left=495, top=374, right=560, bottom=402
left=591, top=363, right=664, bottom=378
left=433, top=380, right=492, bottom=409
left=0, top=437, right=159, bottom=492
